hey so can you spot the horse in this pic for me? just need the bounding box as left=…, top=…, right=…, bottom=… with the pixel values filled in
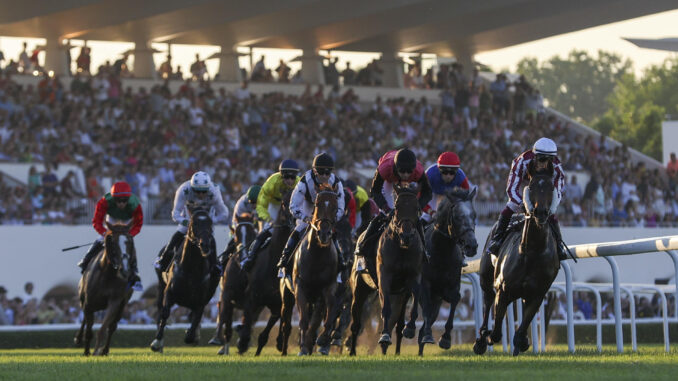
left=75, top=222, right=134, bottom=356
left=233, top=193, right=294, bottom=356
left=208, top=213, right=257, bottom=354
left=474, top=172, right=560, bottom=356
left=405, top=187, right=479, bottom=356
left=328, top=215, right=356, bottom=349
left=150, top=209, right=220, bottom=353
left=280, top=183, right=340, bottom=356
left=375, top=183, right=432, bottom=355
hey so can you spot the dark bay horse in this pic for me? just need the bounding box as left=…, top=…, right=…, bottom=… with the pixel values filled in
left=376, top=183, right=432, bottom=355
left=474, top=173, right=560, bottom=356
left=280, top=183, right=340, bottom=356
left=407, top=187, right=479, bottom=356
left=151, top=209, right=220, bottom=353
left=234, top=194, right=294, bottom=355
left=328, top=215, right=356, bottom=348
left=75, top=222, right=134, bottom=356
left=208, top=213, right=257, bottom=354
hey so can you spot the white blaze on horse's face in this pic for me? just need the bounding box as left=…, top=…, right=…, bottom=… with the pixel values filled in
left=324, top=200, right=329, bottom=208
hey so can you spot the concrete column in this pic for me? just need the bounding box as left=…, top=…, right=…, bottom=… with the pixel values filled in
left=43, top=38, right=69, bottom=76
left=133, top=39, right=155, bottom=79
left=300, top=48, right=325, bottom=85
left=217, top=46, right=242, bottom=82
left=379, top=51, right=404, bottom=88
left=452, top=44, right=475, bottom=77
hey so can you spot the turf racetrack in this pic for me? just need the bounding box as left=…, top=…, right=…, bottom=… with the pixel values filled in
left=1, top=345, right=676, bottom=381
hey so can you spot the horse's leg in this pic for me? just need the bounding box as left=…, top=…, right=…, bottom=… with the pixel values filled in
left=94, top=302, right=116, bottom=356
left=513, top=288, right=549, bottom=356
left=403, top=291, right=418, bottom=339
left=349, top=277, right=369, bottom=356
left=74, top=319, right=86, bottom=346
left=151, top=291, right=172, bottom=353
left=185, top=306, right=204, bottom=345
left=99, top=297, right=126, bottom=356
left=238, top=304, right=262, bottom=354
left=378, top=271, right=393, bottom=354
left=316, top=284, right=338, bottom=355
left=489, top=290, right=510, bottom=345
left=256, top=312, right=279, bottom=356
left=280, top=286, right=295, bottom=356
left=413, top=277, right=434, bottom=345
left=295, top=286, right=311, bottom=356
left=473, top=273, right=496, bottom=355
left=209, top=300, right=224, bottom=346
left=440, top=288, right=461, bottom=350
left=217, top=299, right=234, bottom=355
left=83, top=309, right=94, bottom=356
left=395, top=295, right=408, bottom=355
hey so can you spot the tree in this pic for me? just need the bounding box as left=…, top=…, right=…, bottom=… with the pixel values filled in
left=516, top=50, right=632, bottom=124
left=594, top=58, right=678, bottom=160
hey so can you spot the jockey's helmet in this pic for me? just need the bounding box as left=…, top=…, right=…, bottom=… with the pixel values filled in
left=394, top=148, right=416, bottom=173
left=190, top=171, right=211, bottom=192
left=533, top=137, right=558, bottom=157
left=110, top=182, right=132, bottom=198
left=279, top=159, right=300, bottom=173
left=247, top=185, right=261, bottom=204
left=312, top=152, right=334, bottom=170
left=344, top=179, right=357, bottom=194
left=437, top=152, right=461, bottom=168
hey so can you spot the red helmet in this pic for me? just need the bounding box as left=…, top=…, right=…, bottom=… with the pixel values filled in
left=110, top=182, right=132, bottom=198
left=437, top=152, right=461, bottom=168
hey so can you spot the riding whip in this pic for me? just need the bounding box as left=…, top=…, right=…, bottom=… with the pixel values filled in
left=62, top=242, right=94, bottom=252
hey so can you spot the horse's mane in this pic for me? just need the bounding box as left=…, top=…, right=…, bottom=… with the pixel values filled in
left=316, top=183, right=335, bottom=193
left=445, top=187, right=471, bottom=201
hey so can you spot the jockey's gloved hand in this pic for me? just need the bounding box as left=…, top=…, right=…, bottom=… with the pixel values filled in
left=303, top=216, right=312, bottom=224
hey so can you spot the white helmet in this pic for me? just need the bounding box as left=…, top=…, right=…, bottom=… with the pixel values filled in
left=532, top=137, right=557, bottom=156
left=190, top=171, right=211, bottom=191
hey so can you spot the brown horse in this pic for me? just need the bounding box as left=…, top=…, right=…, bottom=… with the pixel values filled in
left=151, top=209, right=220, bottom=353
left=280, top=183, right=340, bottom=356
left=233, top=194, right=294, bottom=355
left=375, top=183, right=433, bottom=355
left=474, top=173, right=560, bottom=356
left=75, top=222, right=134, bottom=356
left=208, top=213, right=257, bottom=354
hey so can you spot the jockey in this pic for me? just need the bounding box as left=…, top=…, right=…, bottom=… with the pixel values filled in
left=276, top=152, right=345, bottom=273
left=240, top=159, right=301, bottom=270
left=343, top=179, right=372, bottom=235
left=219, top=185, right=261, bottom=269
left=154, top=171, right=230, bottom=276
left=423, top=151, right=470, bottom=222
left=77, top=181, right=144, bottom=291
left=354, top=148, right=432, bottom=271
left=486, top=137, right=568, bottom=260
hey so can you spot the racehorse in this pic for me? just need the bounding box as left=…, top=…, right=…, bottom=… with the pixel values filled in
left=376, top=183, right=433, bottom=355
left=474, top=172, right=560, bottom=356
left=208, top=213, right=257, bottom=354
left=406, top=187, right=479, bottom=356
left=75, top=222, right=134, bottom=356
left=234, top=193, right=294, bottom=355
left=151, top=209, right=220, bottom=353
left=328, top=215, right=356, bottom=348
left=280, top=183, right=340, bottom=356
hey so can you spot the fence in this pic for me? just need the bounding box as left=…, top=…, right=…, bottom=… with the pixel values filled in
left=462, top=235, right=678, bottom=354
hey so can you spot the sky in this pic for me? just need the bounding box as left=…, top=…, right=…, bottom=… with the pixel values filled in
left=0, top=9, right=677, bottom=78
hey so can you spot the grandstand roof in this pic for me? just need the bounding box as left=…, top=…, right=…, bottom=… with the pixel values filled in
left=1, top=0, right=677, bottom=56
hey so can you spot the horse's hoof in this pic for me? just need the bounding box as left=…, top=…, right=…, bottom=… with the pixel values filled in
left=489, top=331, right=502, bottom=345
left=298, top=348, right=309, bottom=356
left=218, top=344, right=229, bottom=356
left=380, top=342, right=389, bottom=355
left=74, top=337, right=82, bottom=347
left=473, top=338, right=487, bottom=355
left=438, top=336, right=451, bottom=350
left=276, top=337, right=283, bottom=353
left=237, top=338, right=249, bottom=354
left=316, top=335, right=330, bottom=348
left=208, top=336, right=224, bottom=346
left=318, top=345, right=330, bottom=356
left=150, top=339, right=164, bottom=353
left=402, top=326, right=415, bottom=339
left=331, top=338, right=342, bottom=346
left=378, top=333, right=392, bottom=345
left=421, top=334, right=435, bottom=344
left=514, top=334, right=530, bottom=353
left=513, top=346, right=521, bottom=356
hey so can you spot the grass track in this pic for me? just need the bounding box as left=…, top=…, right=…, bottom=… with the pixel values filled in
left=1, top=345, right=677, bottom=381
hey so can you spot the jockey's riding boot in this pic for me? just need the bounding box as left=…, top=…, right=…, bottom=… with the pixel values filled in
left=333, top=238, right=346, bottom=272
left=78, top=241, right=104, bottom=274
left=550, top=218, right=569, bottom=261
left=219, top=238, right=236, bottom=268
left=354, top=213, right=384, bottom=257
left=417, top=220, right=430, bottom=262
left=129, top=253, right=143, bottom=292
left=487, top=210, right=513, bottom=256
left=277, top=230, right=301, bottom=271
left=154, top=231, right=185, bottom=271
left=245, top=229, right=271, bottom=264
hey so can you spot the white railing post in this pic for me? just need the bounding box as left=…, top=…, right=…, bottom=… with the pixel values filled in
left=539, top=300, right=546, bottom=352
left=665, top=250, right=678, bottom=320
left=507, top=302, right=516, bottom=352
left=561, top=261, right=575, bottom=353
left=604, top=256, right=624, bottom=353
left=620, top=286, right=636, bottom=352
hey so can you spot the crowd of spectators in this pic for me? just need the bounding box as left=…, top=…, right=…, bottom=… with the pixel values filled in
left=2, top=64, right=678, bottom=227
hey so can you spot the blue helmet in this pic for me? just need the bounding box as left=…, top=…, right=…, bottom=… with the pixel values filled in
left=279, top=159, right=300, bottom=173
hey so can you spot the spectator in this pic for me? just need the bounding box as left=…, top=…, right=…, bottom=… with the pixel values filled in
left=341, top=61, right=356, bottom=85
left=667, top=152, right=678, bottom=177
left=41, top=164, right=59, bottom=197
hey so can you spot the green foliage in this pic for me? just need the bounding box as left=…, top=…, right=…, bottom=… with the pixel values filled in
left=516, top=50, right=632, bottom=124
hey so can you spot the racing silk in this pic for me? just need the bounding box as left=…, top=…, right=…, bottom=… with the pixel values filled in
left=371, top=151, right=431, bottom=212
left=424, top=165, right=470, bottom=213
left=506, top=150, right=565, bottom=210
left=256, top=172, right=300, bottom=222
left=344, top=188, right=357, bottom=228
left=92, top=193, right=143, bottom=237
left=171, top=180, right=230, bottom=224
left=232, top=194, right=256, bottom=227
left=353, top=185, right=369, bottom=210
left=290, top=170, right=345, bottom=222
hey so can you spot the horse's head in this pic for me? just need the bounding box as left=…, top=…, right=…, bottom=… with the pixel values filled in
left=311, top=183, right=338, bottom=247
left=234, top=213, right=256, bottom=257
left=524, top=173, right=554, bottom=226
left=277, top=190, right=295, bottom=228
left=391, top=182, right=420, bottom=249
left=104, top=221, right=133, bottom=272
left=187, top=209, right=214, bottom=257
left=440, top=186, right=479, bottom=257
